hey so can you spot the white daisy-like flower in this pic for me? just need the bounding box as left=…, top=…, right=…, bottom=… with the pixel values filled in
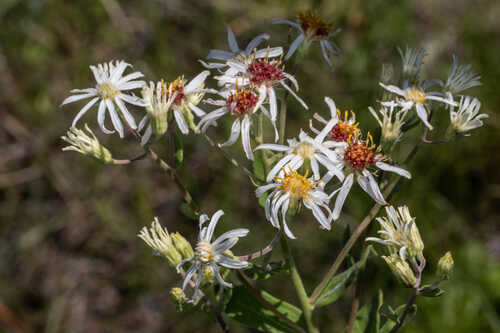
left=200, top=25, right=273, bottom=69
left=331, top=132, right=411, bottom=220
left=256, top=168, right=333, bottom=239
left=216, top=51, right=308, bottom=119
left=197, top=87, right=276, bottom=160
left=449, top=96, right=488, bottom=135
left=255, top=97, right=345, bottom=181
left=380, top=82, right=456, bottom=130
left=138, top=71, right=215, bottom=143
left=366, top=205, right=424, bottom=261
left=440, top=55, right=482, bottom=95
left=271, top=9, right=341, bottom=70
left=61, top=60, right=146, bottom=138
left=398, top=45, right=426, bottom=82
left=368, top=101, right=408, bottom=143
left=176, top=210, right=249, bottom=300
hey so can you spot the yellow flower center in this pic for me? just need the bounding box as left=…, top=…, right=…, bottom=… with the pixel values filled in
left=195, top=240, right=215, bottom=264
left=276, top=169, right=320, bottom=201
left=97, top=82, right=119, bottom=100
left=406, top=88, right=426, bottom=104
left=292, top=142, right=315, bottom=159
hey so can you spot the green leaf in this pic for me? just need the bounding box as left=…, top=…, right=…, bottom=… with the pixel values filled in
left=353, top=289, right=383, bottom=333
left=244, top=261, right=290, bottom=280
left=173, top=132, right=183, bottom=168
left=315, top=246, right=373, bottom=307
left=253, top=151, right=266, bottom=181
left=419, top=286, right=445, bottom=297
left=315, top=262, right=359, bottom=307
left=379, top=304, right=417, bottom=333
left=179, top=203, right=197, bottom=220
left=225, top=286, right=305, bottom=333
left=379, top=304, right=398, bottom=323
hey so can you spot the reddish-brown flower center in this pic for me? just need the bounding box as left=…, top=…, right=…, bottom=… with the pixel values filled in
left=247, top=60, right=284, bottom=86
left=298, top=10, right=331, bottom=38
left=330, top=110, right=359, bottom=142
left=344, top=143, right=377, bottom=169
left=227, top=89, right=258, bottom=115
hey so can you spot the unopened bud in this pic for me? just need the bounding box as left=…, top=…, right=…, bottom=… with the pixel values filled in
left=201, top=266, right=215, bottom=285
left=172, top=232, right=194, bottom=259
left=62, top=124, right=113, bottom=164
left=383, top=255, right=417, bottom=288
left=437, top=251, right=454, bottom=280
left=138, top=217, right=183, bottom=267
left=170, top=287, right=186, bottom=303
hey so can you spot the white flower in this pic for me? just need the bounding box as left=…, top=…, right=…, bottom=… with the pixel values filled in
left=256, top=168, right=333, bottom=239
left=380, top=82, right=456, bottom=130
left=368, top=101, right=408, bottom=143
left=200, top=25, right=272, bottom=69
left=176, top=210, right=249, bottom=300
left=216, top=51, right=308, bottom=118
left=440, top=55, right=482, bottom=95
left=450, top=96, right=488, bottom=135
left=398, top=45, right=426, bottom=82
left=309, top=99, right=359, bottom=143
left=366, top=205, right=424, bottom=261
left=61, top=60, right=145, bottom=138
left=61, top=124, right=113, bottom=163
left=138, top=72, right=215, bottom=144
left=255, top=97, right=345, bottom=181
left=331, top=133, right=411, bottom=220
left=197, top=87, right=275, bottom=160
left=272, top=9, right=341, bottom=69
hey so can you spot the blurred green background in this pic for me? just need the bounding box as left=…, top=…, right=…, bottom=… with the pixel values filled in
left=0, top=0, right=499, bottom=332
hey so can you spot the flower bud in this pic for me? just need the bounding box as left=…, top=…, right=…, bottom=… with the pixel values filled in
left=383, top=255, right=417, bottom=288
left=142, top=81, right=176, bottom=138
left=437, top=251, right=454, bottom=280
left=201, top=266, right=215, bottom=285
left=170, top=287, right=185, bottom=303
left=61, top=124, right=113, bottom=164
left=172, top=232, right=195, bottom=259
left=138, top=217, right=183, bottom=267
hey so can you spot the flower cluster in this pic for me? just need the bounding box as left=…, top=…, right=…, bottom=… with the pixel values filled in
left=59, top=13, right=484, bottom=311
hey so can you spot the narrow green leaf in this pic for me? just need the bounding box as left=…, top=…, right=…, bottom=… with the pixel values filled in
left=179, top=203, right=197, bottom=220
left=225, top=286, right=305, bottom=333
left=353, top=289, right=383, bottom=333
left=315, top=246, right=374, bottom=307
left=379, top=304, right=398, bottom=323
left=173, top=132, right=183, bottom=168
left=420, top=287, right=445, bottom=297
left=253, top=151, right=266, bottom=181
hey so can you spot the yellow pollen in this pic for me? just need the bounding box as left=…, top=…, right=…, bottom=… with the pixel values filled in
left=292, top=142, right=315, bottom=159
left=97, top=82, right=119, bottom=99
left=406, top=88, right=426, bottom=104
left=275, top=168, right=320, bottom=201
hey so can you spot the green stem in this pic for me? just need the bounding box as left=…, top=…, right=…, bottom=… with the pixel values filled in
left=280, top=233, right=319, bottom=333
left=279, top=95, right=287, bottom=145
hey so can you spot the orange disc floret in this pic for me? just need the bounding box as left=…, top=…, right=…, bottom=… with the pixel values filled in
left=163, top=77, right=186, bottom=105
left=247, top=59, right=285, bottom=86
left=344, top=133, right=379, bottom=170
left=227, top=88, right=258, bottom=115
left=331, top=110, right=359, bottom=142
left=298, top=9, right=331, bottom=38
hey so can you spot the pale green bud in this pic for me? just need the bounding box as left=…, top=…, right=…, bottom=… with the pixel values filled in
left=201, top=266, right=215, bottom=285
left=138, top=217, right=183, bottom=267
left=437, top=251, right=454, bottom=280
left=171, top=232, right=194, bottom=259
left=383, top=255, right=418, bottom=288
left=61, top=124, right=113, bottom=164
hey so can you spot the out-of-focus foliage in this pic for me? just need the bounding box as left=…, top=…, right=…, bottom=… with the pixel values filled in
left=0, top=0, right=498, bottom=332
